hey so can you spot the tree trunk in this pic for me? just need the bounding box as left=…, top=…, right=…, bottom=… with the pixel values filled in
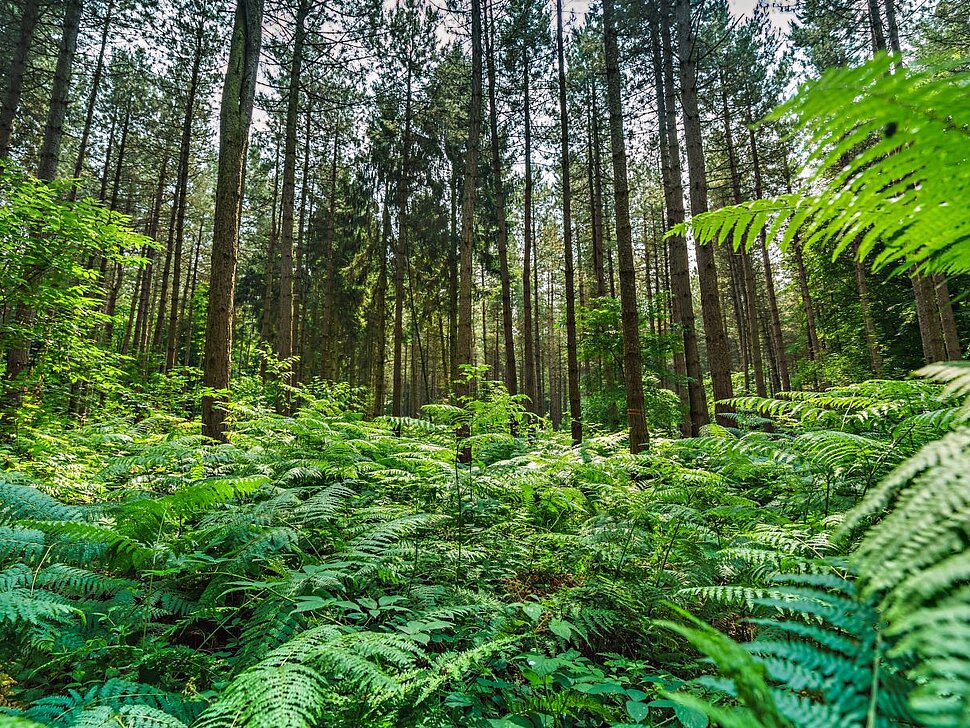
left=202, top=0, right=264, bottom=442
left=746, top=104, right=791, bottom=390
left=602, top=0, right=648, bottom=452
left=676, top=0, right=733, bottom=422
left=372, top=194, right=390, bottom=417
left=654, top=5, right=707, bottom=434
left=933, top=275, right=962, bottom=359
left=484, top=0, right=517, bottom=399
left=393, top=64, right=414, bottom=418
left=38, top=0, right=83, bottom=181
left=853, top=247, right=883, bottom=375
left=166, top=22, right=205, bottom=373
left=71, top=0, right=115, bottom=195
left=912, top=272, right=946, bottom=364
left=0, top=0, right=40, bottom=159
left=456, top=0, right=483, bottom=461
left=275, top=0, right=308, bottom=410
left=555, top=0, right=582, bottom=446
left=521, top=49, right=537, bottom=416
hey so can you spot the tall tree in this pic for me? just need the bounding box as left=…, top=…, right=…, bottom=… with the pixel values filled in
left=201, top=0, right=264, bottom=441
left=555, top=0, right=582, bottom=445
left=602, top=0, right=648, bottom=452
left=0, top=0, right=41, bottom=159
left=675, top=0, right=733, bottom=421
left=276, top=0, right=309, bottom=403
left=484, top=0, right=517, bottom=400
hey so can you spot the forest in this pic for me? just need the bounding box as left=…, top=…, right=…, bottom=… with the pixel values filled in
left=0, top=0, right=969, bottom=724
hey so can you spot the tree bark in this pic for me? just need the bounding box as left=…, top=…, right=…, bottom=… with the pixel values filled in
left=72, top=0, right=115, bottom=194
left=0, top=0, right=40, bottom=159
left=555, top=0, right=582, bottom=446
left=654, top=5, right=707, bottom=434
left=521, top=49, right=537, bottom=416
left=676, top=0, right=733, bottom=422
left=38, top=0, right=83, bottom=181
left=276, top=0, right=308, bottom=410
left=456, top=0, right=483, bottom=461
left=202, top=0, right=264, bottom=442
left=485, top=0, right=517, bottom=399
left=934, top=275, right=962, bottom=359
left=166, top=21, right=205, bottom=372
left=602, top=0, right=648, bottom=452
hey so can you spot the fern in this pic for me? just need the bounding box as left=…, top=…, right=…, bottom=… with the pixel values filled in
left=677, top=55, right=970, bottom=276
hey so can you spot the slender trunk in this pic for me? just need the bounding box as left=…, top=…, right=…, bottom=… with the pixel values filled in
left=166, top=23, right=205, bottom=372
left=590, top=81, right=607, bottom=298
left=71, top=0, right=115, bottom=194
left=521, top=50, right=537, bottom=415
left=934, top=275, right=962, bottom=359
left=912, top=271, right=946, bottom=364
left=792, top=241, right=820, bottom=363
left=293, top=103, right=312, bottom=383
left=720, top=73, right=764, bottom=394
left=321, top=132, right=339, bottom=380
left=746, top=104, right=790, bottom=390
left=853, top=242, right=883, bottom=375
left=555, top=0, right=582, bottom=446
left=373, top=194, right=390, bottom=417
left=393, top=64, right=414, bottom=418
left=38, top=0, right=83, bottom=181
left=277, top=0, right=308, bottom=390
left=654, top=6, right=707, bottom=434
left=0, top=0, right=40, bottom=158
left=485, top=0, right=517, bottom=398
left=456, top=0, right=483, bottom=461
left=202, top=0, right=264, bottom=442
left=259, top=132, right=281, bottom=379
left=602, top=0, right=648, bottom=452
left=676, top=0, right=733, bottom=421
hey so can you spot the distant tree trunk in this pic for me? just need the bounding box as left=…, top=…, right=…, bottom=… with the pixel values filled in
left=293, top=104, right=312, bottom=383
left=485, top=0, right=517, bottom=399
left=589, top=81, right=607, bottom=298
left=555, top=0, right=582, bottom=446
left=676, top=0, right=733, bottom=422
left=321, top=132, right=339, bottom=381
left=521, top=49, right=537, bottom=416
left=602, top=0, right=648, bottom=452
left=166, top=21, right=205, bottom=373
left=372, top=194, right=390, bottom=417
left=654, top=6, right=707, bottom=434
left=746, top=104, right=790, bottom=391
left=792, top=240, right=821, bottom=368
left=202, top=0, right=264, bottom=442
left=0, top=0, right=40, bottom=159
left=720, top=75, right=764, bottom=395
left=933, top=275, right=962, bottom=359
left=912, top=272, right=946, bottom=364
left=853, top=242, right=883, bottom=375
left=276, top=0, right=308, bottom=411
left=456, top=0, right=483, bottom=461
left=182, top=224, right=203, bottom=366
left=133, top=156, right=168, bottom=355
left=38, top=0, right=83, bottom=181
left=448, top=165, right=459, bottom=388
left=71, top=0, right=115, bottom=195
left=534, top=245, right=544, bottom=415
left=393, top=64, right=414, bottom=419
left=259, top=132, right=281, bottom=380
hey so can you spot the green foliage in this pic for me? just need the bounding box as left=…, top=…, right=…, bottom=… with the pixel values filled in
left=0, top=166, right=152, bottom=423
left=677, top=55, right=970, bottom=275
